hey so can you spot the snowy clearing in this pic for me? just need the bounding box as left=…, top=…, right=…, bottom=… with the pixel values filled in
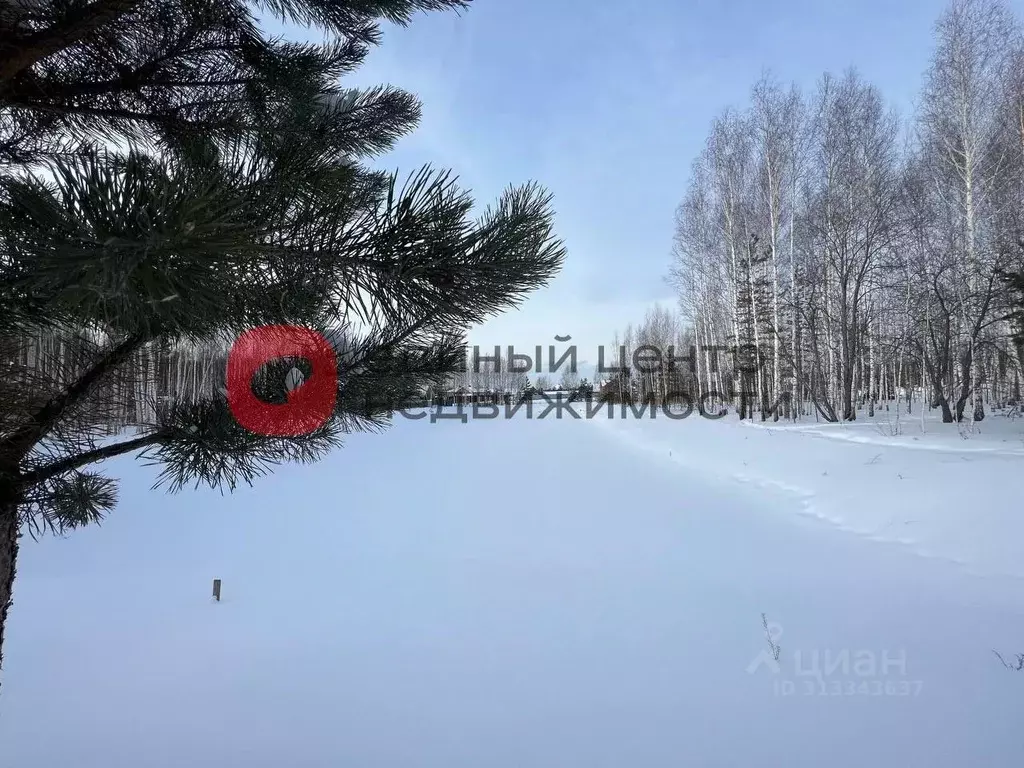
left=594, top=405, right=1024, bottom=583
left=1, top=409, right=1023, bottom=767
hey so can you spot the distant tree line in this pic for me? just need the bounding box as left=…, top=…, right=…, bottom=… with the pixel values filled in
left=620, top=0, right=1024, bottom=423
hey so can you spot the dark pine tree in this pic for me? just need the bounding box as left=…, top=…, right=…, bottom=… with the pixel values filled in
left=0, top=0, right=565, bottom=685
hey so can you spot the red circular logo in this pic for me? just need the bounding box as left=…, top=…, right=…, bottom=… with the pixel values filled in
left=226, top=325, right=337, bottom=436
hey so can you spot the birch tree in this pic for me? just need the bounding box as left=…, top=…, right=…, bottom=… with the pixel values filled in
left=918, top=0, right=1019, bottom=421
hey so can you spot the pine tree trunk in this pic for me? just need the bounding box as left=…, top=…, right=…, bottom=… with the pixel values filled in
left=0, top=484, right=20, bottom=692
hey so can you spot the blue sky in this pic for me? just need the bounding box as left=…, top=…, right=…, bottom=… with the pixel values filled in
left=290, top=0, right=1022, bottom=371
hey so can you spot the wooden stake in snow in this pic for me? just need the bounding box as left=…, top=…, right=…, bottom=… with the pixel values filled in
left=212, top=579, right=222, bottom=602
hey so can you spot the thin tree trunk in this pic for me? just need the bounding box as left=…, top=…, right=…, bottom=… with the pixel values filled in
left=747, top=247, right=764, bottom=420
left=790, top=157, right=800, bottom=420
left=868, top=312, right=876, bottom=418
left=768, top=166, right=782, bottom=423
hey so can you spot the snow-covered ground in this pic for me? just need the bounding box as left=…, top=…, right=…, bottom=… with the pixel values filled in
left=596, top=402, right=1024, bottom=583
left=2, top=405, right=1024, bottom=767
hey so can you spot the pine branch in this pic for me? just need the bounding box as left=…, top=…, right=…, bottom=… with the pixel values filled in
left=1, top=332, right=146, bottom=462
left=21, top=469, right=118, bottom=536
left=19, top=430, right=165, bottom=489
left=0, top=0, right=142, bottom=85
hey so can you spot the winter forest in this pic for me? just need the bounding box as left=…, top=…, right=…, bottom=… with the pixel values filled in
left=609, top=0, right=1024, bottom=424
